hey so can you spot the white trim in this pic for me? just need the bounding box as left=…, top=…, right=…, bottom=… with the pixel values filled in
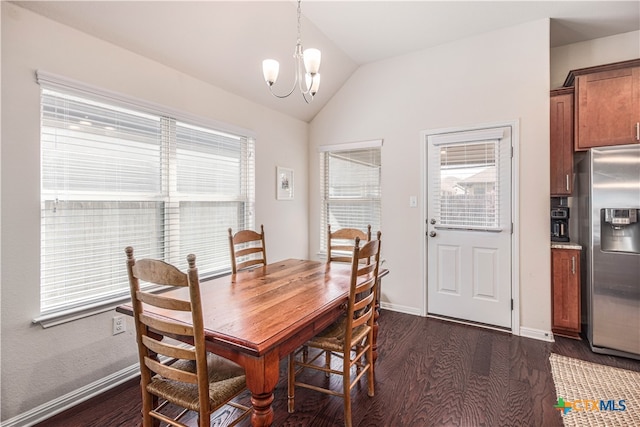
left=510, top=120, right=521, bottom=336
left=318, top=138, right=383, bottom=152
left=380, top=302, right=422, bottom=316
left=35, top=70, right=257, bottom=139
left=33, top=299, right=128, bottom=328
left=520, top=327, right=555, bottom=342
left=420, top=119, right=521, bottom=334
left=420, top=132, right=428, bottom=316
left=428, top=128, right=504, bottom=145
left=1, top=364, right=140, bottom=427
left=33, top=270, right=232, bottom=327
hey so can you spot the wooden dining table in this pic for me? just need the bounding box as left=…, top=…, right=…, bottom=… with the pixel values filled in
left=117, top=258, right=388, bottom=427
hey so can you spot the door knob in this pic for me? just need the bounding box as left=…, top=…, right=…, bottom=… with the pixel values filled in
left=429, top=231, right=436, bottom=237
left=430, top=218, right=436, bottom=224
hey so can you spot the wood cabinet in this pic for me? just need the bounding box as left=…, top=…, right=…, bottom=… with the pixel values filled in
left=550, top=88, right=574, bottom=195
left=551, top=248, right=581, bottom=339
left=566, top=59, right=640, bottom=150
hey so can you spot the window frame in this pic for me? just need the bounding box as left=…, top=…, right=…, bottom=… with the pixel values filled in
left=34, top=71, right=256, bottom=327
left=319, top=139, right=382, bottom=255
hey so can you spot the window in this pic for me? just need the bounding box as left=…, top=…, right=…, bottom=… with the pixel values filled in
left=435, top=141, right=499, bottom=229
left=38, top=72, right=255, bottom=317
left=319, top=140, right=382, bottom=252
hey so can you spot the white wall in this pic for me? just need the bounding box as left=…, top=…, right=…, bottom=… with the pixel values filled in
left=1, top=3, right=308, bottom=420
left=309, top=20, right=553, bottom=329
left=550, top=30, right=640, bottom=89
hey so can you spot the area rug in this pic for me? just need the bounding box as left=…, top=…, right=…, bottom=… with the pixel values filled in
left=549, top=353, right=640, bottom=426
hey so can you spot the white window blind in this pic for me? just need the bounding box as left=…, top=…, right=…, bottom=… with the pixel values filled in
left=319, top=141, right=382, bottom=252
left=430, top=139, right=502, bottom=230
left=174, top=122, right=254, bottom=274
left=39, top=84, right=254, bottom=316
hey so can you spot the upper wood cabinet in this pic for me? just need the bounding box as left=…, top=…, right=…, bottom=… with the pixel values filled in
left=550, top=88, right=574, bottom=195
left=565, top=59, right=640, bottom=151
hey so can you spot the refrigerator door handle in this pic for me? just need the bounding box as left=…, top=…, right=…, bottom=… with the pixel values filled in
left=636, top=122, right=639, bottom=141
left=571, top=256, right=575, bottom=275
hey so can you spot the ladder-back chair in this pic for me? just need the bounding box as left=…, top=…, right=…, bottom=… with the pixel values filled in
left=228, top=224, right=267, bottom=274
left=288, top=232, right=382, bottom=427
left=327, top=224, right=371, bottom=263
left=125, top=247, right=251, bottom=427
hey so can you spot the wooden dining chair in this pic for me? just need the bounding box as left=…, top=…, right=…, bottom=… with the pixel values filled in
left=125, top=247, right=251, bottom=427
left=288, top=232, right=382, bottom=427
left=228, top=224, right=267, bottom=274
left=327, top=224, right=372, bottom=263
left=322, top=224, right=373, bottom=369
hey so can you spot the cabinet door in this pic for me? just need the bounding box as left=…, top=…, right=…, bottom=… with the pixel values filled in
left=575, top=66, right=640, bottom=150
left=552, top=249, right=581, bottom=335
left=550, top=92, right=573, bottom=195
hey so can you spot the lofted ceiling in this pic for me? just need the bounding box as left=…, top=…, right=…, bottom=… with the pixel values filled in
left=11, top=1, right=640, bottom=122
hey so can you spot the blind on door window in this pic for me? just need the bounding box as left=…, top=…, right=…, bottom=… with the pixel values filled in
left=431, top=140, right=502, bottom=230
left=40, top=84, right=254, bottom=315
left=319, top=141, right=382, bottom=252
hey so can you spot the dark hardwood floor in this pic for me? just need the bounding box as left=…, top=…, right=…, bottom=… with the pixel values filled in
left=36, top=310, right=640, bottom=427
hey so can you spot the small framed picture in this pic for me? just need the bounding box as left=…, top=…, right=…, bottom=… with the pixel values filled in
left=276, top=166, right=294, bottom=200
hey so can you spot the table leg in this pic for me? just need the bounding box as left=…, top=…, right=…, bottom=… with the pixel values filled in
left=243, top=349, right=280, bottom=427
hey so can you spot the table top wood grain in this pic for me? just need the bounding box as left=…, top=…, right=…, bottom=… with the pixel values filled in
left=118, top=258, right=353, bottom=357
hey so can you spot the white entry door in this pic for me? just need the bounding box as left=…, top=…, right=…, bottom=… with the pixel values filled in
left=426, top=125, right=512, bottom=329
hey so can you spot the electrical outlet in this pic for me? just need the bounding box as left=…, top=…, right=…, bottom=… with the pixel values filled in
left=112, top=316, right=125, bottom=335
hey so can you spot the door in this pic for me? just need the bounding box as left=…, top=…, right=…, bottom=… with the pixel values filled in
left=426, top=125, right=512, bottom=329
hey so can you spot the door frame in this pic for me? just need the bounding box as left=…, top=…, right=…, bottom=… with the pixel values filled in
left=420, top=120, right=521, bottom=335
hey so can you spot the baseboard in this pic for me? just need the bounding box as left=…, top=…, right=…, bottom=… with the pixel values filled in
left=520, top=326, right=555, bottom=342
left=380, top=301, right=421, bottom=316
left=1, top=363, right=139, bottom=427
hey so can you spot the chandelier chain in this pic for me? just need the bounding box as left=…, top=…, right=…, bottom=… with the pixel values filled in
left=296, top=0, right=302, bottom=45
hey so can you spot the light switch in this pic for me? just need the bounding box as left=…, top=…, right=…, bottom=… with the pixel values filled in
left=409, top=196, right=417, bottom=208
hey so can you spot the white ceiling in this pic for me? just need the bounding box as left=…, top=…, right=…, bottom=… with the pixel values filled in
left=12, top=1, right=640, bottom=122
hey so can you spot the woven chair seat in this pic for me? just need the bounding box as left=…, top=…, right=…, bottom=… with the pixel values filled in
left=147, top=353, right=246, bottom=412
left=306, top=317, right=370, bottom=353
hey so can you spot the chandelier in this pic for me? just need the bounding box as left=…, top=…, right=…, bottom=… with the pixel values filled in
left=262, top=0, right=321, bottom=103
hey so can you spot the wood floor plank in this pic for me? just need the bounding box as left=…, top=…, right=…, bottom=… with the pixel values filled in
left=35, top=310, right=640, bottom=427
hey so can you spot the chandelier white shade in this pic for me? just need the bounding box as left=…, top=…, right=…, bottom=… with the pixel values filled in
left=303, top=48, right=321, bottom=74
left=262, top=59, right=280, bottom=84
left=262, top=0, right=321, bottom=103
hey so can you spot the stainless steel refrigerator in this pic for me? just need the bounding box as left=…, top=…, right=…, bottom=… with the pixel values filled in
left=576, top=144, right=640, bottom=360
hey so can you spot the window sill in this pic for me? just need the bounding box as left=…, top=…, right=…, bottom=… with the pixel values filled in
left=33, top=296, right=133, bottom=328
left=33, top=271, right=233, bottom=329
